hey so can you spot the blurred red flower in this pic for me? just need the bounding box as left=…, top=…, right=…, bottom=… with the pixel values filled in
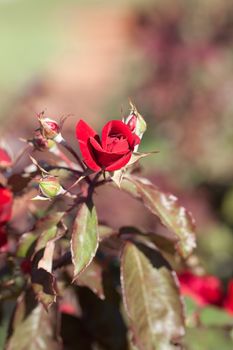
left=76, top=119, right=140, bottom=171
left=59, top=302, right=77, bottom=316
left=0, top=187, right=13, bottom=225
left=178, top=271, right=223, bottom=306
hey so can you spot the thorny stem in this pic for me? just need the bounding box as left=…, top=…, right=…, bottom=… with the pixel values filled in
left=87, top=172, right=102, bottom=199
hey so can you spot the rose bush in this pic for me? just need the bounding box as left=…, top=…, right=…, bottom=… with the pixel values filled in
left=1, top=105, right=231, bottom=350
left=76, top=119, right=140, bottom=171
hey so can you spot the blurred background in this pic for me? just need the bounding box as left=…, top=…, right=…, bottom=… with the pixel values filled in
left=0, top=0, right=233, bottom=285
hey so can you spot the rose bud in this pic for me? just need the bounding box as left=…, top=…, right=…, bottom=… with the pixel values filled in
left=31, top=132, right=56, bottom=151
left=0, top=147, right=12, bottom=169
left=0, top=187, right=13, bottom=225
left=126, top=113, right=137, bottom=132
left=76, top=119, right=140, bottom=172
left=39, top=176, right=64, bottom=198
left=125, top=103, right=147, bottom=142
left=39, top=116, right=60, bottom=140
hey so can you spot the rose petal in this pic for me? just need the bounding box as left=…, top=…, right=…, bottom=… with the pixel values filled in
left=90, top=136, right=127, bottom=155
left=106, top=136, right=129, bottom=153
left=76, top=120, right=101, bottom=171
left=90, top=137, right=128, bottom=169
left=105, top=152, right=132, bottom=171
left=102, top=120, right=140, bottom=150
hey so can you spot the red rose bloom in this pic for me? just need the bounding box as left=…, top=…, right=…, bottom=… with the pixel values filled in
left=0, top=187, right=13, bottom=225
left=178, top=271, right=223, bottom=306
left=76, top=120, right=140, bottom=171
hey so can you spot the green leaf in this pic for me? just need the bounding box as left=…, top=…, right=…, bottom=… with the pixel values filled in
left=71, top=203, right=99, bottom=280
left=121, top=242, right=185, bottom=350
left=98, top=224, right=116, bottom=241
left=75, top=259, right=105, bottom=300
left=121, top=177, right=196, bottom=258
left=34, top=212, right=66, bottom=255
left=200, top=306, right=233, bottom=327
left=17, top=232, right=37, bottom=258
left=17, top=212, right=65, bottom=258
left=6, top=304, right=61, bottom=350
left=34, top=212, right=65, bottom=236
left=184, top=327, right=233, bottom=350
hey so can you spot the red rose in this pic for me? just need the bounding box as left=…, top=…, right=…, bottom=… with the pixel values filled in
left=0, top=187, right=13, bottom=225
left=178, top=271, right=223, bottom=306
left=76, top=120, right=140, bottom=171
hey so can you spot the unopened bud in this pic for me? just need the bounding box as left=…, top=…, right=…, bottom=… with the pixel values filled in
left=39, top=117, right=60, bottom=139
left=0, top=148, right=12, bottom=169
left=127, top=114, right=137, bottom=132
left=32, top=132, right=56, bottom=151
left=39, top=176, right=63, bottom=198
left=125, top=102, right=147, bottom=141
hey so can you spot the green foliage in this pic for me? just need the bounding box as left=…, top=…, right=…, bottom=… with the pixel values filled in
left=71, top=203, right=99, bottom=280
left=6, top=303, right=61, bottom=350
left=120, top=176, right=196, bottom=258
left=121, top=242, right=185, bottom=350
left=184, top=328, right=233, bottom=350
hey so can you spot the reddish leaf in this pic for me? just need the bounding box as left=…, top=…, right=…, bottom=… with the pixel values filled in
left=71, top=203, right=98, bottom=280
left=75, top=259, right=105, bottom=300
left=7, top=303, right=61, bottom=350
left=121, top=242, right=185, bottom=350
left=121, top=177, right=196, bottom=258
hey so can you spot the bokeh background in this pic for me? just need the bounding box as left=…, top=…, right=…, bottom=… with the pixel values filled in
left=1, top=0, right=233, bottom=298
